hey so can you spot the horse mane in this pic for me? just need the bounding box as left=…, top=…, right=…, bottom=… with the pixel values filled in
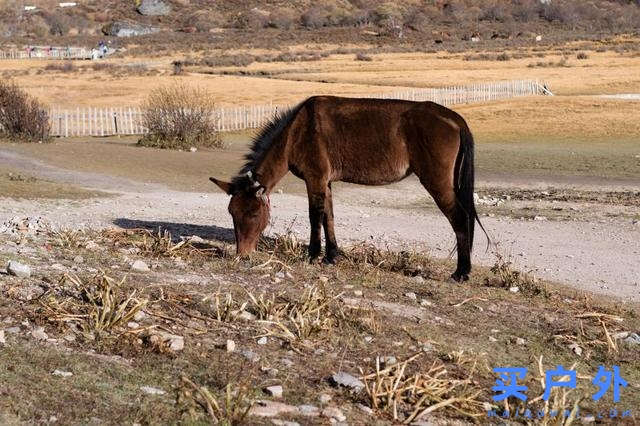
left=230, top=102, right=302, bottom=192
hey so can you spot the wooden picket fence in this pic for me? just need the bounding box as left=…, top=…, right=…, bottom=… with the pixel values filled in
left=0, top=47, right=92, bottom=60
left=48, top=79, right=549, bottom=137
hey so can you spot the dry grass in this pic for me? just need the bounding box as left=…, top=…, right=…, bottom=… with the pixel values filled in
left=6, top=43, right=640, bottom=110
left=42, top=272, right=147, bottom=338
left=360, top=352, right=486, bottom=423
left=178, top=376, right=254, bottom=425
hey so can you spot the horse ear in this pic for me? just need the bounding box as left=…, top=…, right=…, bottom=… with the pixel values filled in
left=209, top=177, right=232, bottom=195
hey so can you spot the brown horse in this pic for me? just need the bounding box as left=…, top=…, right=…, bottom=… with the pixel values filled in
left=210, top=96, right=485, bottom=281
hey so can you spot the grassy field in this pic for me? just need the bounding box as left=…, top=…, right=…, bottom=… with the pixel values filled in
left=1, top=228, right=639, bottom=424
left=4, top=44, right=640, bottom=108
left=0, top=166, right=108, bottom=200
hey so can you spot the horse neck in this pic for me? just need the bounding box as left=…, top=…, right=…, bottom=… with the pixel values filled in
left=254, top=131, right=290, bottom=192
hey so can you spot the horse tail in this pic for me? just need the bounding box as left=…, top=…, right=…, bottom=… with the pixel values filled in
left=454, top=124, right=489, bottom=252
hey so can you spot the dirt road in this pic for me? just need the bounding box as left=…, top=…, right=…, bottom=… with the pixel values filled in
left=1, top=149, right=639, bottom=303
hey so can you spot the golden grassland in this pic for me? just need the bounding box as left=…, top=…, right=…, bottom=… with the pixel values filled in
left=4, top=44, right=640, bottom=108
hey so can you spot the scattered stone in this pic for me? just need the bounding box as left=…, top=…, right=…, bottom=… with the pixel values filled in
left=322, top=407, right=346, bottom=422
left=256, top=336, right=268, bottom=345
left=50, top=263, right=66, bottom=272
left=12, top=284, right=45, bottom=301
left=226, top=339, right=236, bottom=352
left=6, top=326, right=20, bottom=334
left=353, top=290, right=363, bottom=297
left=137, top=0, right=171, bottom=16
left=131, top=260, right=149, bottom=272
left=421, top=342, right=435, bottom=352
left=420, top=299, right=432, bottom=307
left=271, top=420, right=300, bottom=426
left=127, top=321, right=139, bottom=329
left=405, top=292, right=417, bottom=300
left=102, top=21, right=160, bottom=37
left=7, top=260, right=31, bottom=278
left=85, top=241, right=100, bottom=250
left=624, top=333, right=640, bottom=346
left=533, top=216, right=548, bottom=221
left=149, top=331, right=184, bottom=351
left=0, top=330, right=5, bottom=344
left=509, top=286, right=520, bottom=293
left=241, top=350, right=260, bottom=363
left=297, top=405, right=320, bottom=416
left=379, top=355, right=397, bottom=366
left=569, top=343, right=583, bottom=356
left=281, top=358, right=294, bottom=367
left=489, top=336, right=498, bottom=342
left=250, top=400, right=298, bottom=417
left=356, top=403, right=374, bottom=415
left=73, top=255, right=84, bottom=264
left=52, top=369, right=73, bottom=377
left=140, top=386, right=166, bottom=395
left=237, top=310, right=257, bottom=321
left=633, top=219, right=639, bottom=226
left=264, top=385, right=283, bottom=398
left=319, top=394, right=332, bottom=404
left=189, top=147, right=197, bottom=153
left=613, top=331, right=629, bottom=340
left=318, top=276, right=329, bottom=284
left=516, top=337, right=526, bottom=345
left=134, top=310, right=147, bottom=321
left=330, top=372, right=364, bottom=392
left=32, top=327, right=48, bottom=341
left=364, top=336, right=373, bottom=343
left=413, top=276, right=425, bottom=284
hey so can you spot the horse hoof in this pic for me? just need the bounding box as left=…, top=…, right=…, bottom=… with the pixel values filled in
left=450, top=273, right=469, bottom=283
left=322, top=256, right=336, bottom=265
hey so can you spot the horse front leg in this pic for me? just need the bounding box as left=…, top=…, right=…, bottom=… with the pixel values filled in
left=323, top=182, right=338, bottom=264
left=306, top=187, right=325, bottom=262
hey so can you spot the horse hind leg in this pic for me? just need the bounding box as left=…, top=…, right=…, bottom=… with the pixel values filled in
left=322, top=182, right=339, bottom=264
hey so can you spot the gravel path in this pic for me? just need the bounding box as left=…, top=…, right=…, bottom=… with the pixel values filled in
left=2, top=149, right=639, bottom=302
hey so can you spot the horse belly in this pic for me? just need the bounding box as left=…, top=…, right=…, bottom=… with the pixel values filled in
left=338, top=154, right=411, bottom=185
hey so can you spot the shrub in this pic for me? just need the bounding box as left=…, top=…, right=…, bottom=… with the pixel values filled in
left=576, top=51, right=588, bottom=60
left=0, top=80, right=50, bottom=142
left=45, top=61, right=75, bottom=73
left=138, top=83, right=223, bottom=150
left=301, top=6, right=329, bottom=28
left=496, top=52, right=511, bottom=61
left=355, top=52, right=373, bottom=61
left=269, top=8, right=297, bottom=29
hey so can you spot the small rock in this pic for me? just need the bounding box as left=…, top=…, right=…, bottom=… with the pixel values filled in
left=632, top=219, right=639, bottom=226
left=257, top=337, right=268, bottom=345
left=413, top=276, right=425, bottom=284
left=85, top=241, right=100, bottom=250
left=281, top=358, right=294, bottom=367
left=133, top=310, right=147, bottom=321
left=127, top=321, right=139, bottom=329
left=364, top=336, right=373, bottom=343
left=137, top=0, right=171, bottom=16
left=330, top=372, right=364, bottom=392
left=7, top=260, right=31, bottom=278
left=241, top=350, right=260, bottom=363
left=32, top=327, right=48, bottom=341
left=226, top=339, right=236, bottom=352
left=515, top=337, right=526, bottom=345
left=6, top=326, right=20, bottom=334
left=297, top=405, right=320, bottom=416
left=421, top=342, right=435, bottom=352
left=533, top=216, right=547, bottom=221
left=356, top=403, right=374, bottom=415
left=379, top=355, right=397, bottom=366
left=189, top=147, right=197, bottom=153
left=52, top=369, right=73, bottom=377
left=613, top=331, right=629, bottom=340
left=250, top=400, right=298, bottom=417
left=0, top=330, right=5, bottom=344
left=420, top=299, right=432, bottom=307
left=509, top=286, right=519, bottom=293
left=489, top=336, right=498, bottom=342
left=140, top=386, right=166, bottom=395
left=353, top=290, right=363, bottom=297
left=569, top=343, right=583, bottom=356
left=131, top=260, right=149, bottom=272
left=624, top=333, right=640, bottom=346
left=73, top=255, right=84, bottom=264
left=237, top=310, right=257, bottom=321
left=405, top=292, right=417, bottom=300
left=322, top=407, right=346, bottom=422
left=271, top=420, right=300, bottom=426
left=149, top=331, right=184, bottom=351
left=319, top=394, right=332, bottom=404
left=318, top=276, right=329, bottom=284
left=264, top=385, right=283, bottom=398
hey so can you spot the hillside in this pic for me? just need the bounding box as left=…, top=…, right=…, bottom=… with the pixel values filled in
left=1, top=0, right=639, bottom=54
